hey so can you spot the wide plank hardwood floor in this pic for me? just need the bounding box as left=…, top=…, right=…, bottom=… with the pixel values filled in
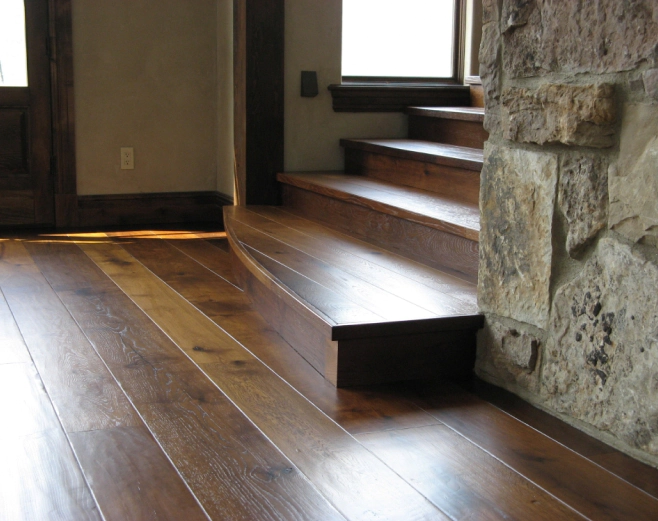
left=1, top=228, right=657, bottom=520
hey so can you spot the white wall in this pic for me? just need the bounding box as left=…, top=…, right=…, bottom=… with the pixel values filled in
left=284, top=0, right=407, bottom=172
left=73, top=0, right=218, bottom=195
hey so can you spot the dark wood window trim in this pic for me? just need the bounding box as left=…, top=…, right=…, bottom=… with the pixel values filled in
left=328, top=83, right=471, bottom=112
left=330, top=0, right=468, bottom=113
left=233, top=0, right=284, bottom=206
left=49, top=0, right=78, bottom=227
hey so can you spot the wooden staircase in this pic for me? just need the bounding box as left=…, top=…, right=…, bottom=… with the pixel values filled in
left=224, top=98, right=487, bottom=387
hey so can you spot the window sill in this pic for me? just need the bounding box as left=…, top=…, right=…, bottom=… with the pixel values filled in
left=328, top=82, right=471, bottom=113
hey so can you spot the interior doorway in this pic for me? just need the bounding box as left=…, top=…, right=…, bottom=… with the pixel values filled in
left=0, top=0, right=53, bottom=226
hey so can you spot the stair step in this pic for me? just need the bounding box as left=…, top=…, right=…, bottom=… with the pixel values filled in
left=341, top=139, right=483, bottom=171
left=405, top=106, right=485, bottom=121
left=404, top=107, right=488, bottom=148
left=224, top=205, right=481, bottom=387
left=278, top=172, right=479, bottom=279
left=278, top=172, right=479, bottom=241
left=342, top=139, right=482, bottom=197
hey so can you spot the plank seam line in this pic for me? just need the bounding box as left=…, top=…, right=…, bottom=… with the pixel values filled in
left=0, top=285, right=108, bottom=521
left=480, top=393, right=658, bottom=502
left=35, top=243, right=214, bottom=521
left=80, top=238, right=351, bottom=519
left=236, top=209, right=462, bottom=318
left=414, top=398, right=596, bottom=521
left=165, top=238, right=243, bottom=292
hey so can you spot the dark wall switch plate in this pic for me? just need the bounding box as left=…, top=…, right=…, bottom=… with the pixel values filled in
left=301, top=71, right=319, bottom=97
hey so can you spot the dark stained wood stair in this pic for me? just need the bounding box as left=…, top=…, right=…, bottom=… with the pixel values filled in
left=225, top=103, right=487, bottom=387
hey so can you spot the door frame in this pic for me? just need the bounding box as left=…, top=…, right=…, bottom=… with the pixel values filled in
left=49, top=0, right=77, bottom=227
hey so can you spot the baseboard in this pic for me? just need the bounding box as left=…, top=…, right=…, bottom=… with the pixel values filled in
left=73, top=191, right=233, bottom=229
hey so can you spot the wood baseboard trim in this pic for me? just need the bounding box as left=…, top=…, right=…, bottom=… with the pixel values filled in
left=74, top=191, right=233, bottom=229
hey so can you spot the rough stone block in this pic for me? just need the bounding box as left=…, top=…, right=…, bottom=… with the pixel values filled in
left=558, top=155, right=608, bottom=256
left=479, top=145, right=557, bottom=328
left=502, top=83, right=616, bottom=147
left=544, top=239, right=658, bottom=456
left=609, top=104, right=658, bottom=245
left=482, top=0, right=501, bottom=24
left=476, top=318, right=541, bottom=392
left=644, top=69, right=658, bottom=100
left=502, top=0, right=658, bottom=77
left=479, top=23, right=502, bottom=134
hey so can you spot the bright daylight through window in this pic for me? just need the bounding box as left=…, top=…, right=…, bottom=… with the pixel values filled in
left=342, top=0, right=456, bottom=80
left=0, top=0, right=28, bottom=87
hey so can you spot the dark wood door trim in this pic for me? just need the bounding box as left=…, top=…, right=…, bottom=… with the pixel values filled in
left=49, top=0, right=78, bottom=227
left=233, top=0, right=284, bottom=206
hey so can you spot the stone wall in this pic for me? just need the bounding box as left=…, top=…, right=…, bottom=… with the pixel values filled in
left=477, top=0, right=658, bottom=467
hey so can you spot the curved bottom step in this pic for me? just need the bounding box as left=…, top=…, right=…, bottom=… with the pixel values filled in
left=225, top=205, right=483, bottom=387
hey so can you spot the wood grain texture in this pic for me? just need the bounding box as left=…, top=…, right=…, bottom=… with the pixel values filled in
left=282, top=185, right=479, bottom=281
left=340, top=139, right=484, bottom=171
left=470, top=83, right=485, bottom=108
left=358, top=425, right=586, bottom=521
left=81, top=241, right=449, bottom=520
left=232, top=215, right=446, bottom=321
left=68, top=426, right=209, bottom=521
left=0, top=192, right=35, bottom=225
left=246, top=206, right=478, bottom=305
left=0, top=362, right=101, bottom=521
left=408, top=115, right=489, bottom=149
left=119, top=233, right=442, bottom=435
left=344, top=148, right=480, bottom=205
left=466, top=378, right=658, bottom=500
left=405, top=107, right=485, bottom=121
left=3, top=241, right=141, bottom=434
left=226, top=209, right=480, bottom=385
left=30, top=240, right=342, bottom=521
left=230, top=207, right=476, bottom=315
left=166, top=236, right=240, bottom=287
left=231, top=250, right=339, bottom=380
left=0, top=290, right=31, bottom=364
left=410, top=382, right=658, bottom=521
left=277, top=172, right=480, bottom=240
left=4, top=243, right=208, bottom=521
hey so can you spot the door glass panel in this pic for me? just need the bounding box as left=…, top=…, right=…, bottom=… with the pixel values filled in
left=0, top=0, right=28, bottom=87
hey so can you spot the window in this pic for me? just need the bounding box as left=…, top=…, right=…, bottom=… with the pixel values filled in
left=330, top=0, right=468, bottom=112
left=342, top=0, right=457, bottom=81
left=0, top=0, right=28, bottom=87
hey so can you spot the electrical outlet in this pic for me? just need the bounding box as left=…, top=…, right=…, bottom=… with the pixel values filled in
left=120, top=147, right=134, bottom=170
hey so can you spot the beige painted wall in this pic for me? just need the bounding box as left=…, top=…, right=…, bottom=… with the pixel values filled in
left=73, top=0, right=218, bottom=195
left=284, top=0, right=407, bottom=172
left=216, top=0, right=234, bottom=199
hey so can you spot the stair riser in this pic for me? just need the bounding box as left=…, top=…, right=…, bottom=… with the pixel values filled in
left=232, top=245, right=477, bottom=388
left=470, top=84, right=484, bottom=108
left=408, top=116, right=488, bottom=149
left=336, top=331, right=476, bottom=387
left=345, top=148, right=480, bottom=205
left=282, top=185, right=479, bottom=282
left=231, top=248, right=337, bottom=380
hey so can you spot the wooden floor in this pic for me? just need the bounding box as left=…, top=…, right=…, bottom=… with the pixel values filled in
left=1, top=227, right=657, bottom=520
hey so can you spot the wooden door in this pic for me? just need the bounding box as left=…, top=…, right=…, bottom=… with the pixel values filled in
left=0, top=0, right=53, bottom=226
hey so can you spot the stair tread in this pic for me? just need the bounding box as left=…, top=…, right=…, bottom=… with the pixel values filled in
left=340, top=138, right=484, bottom=171
left=225, top=206, right=481, bottom=340
left=406, top=106, right=485, bottom=122
left=278, top=171, right=480, bottom=241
